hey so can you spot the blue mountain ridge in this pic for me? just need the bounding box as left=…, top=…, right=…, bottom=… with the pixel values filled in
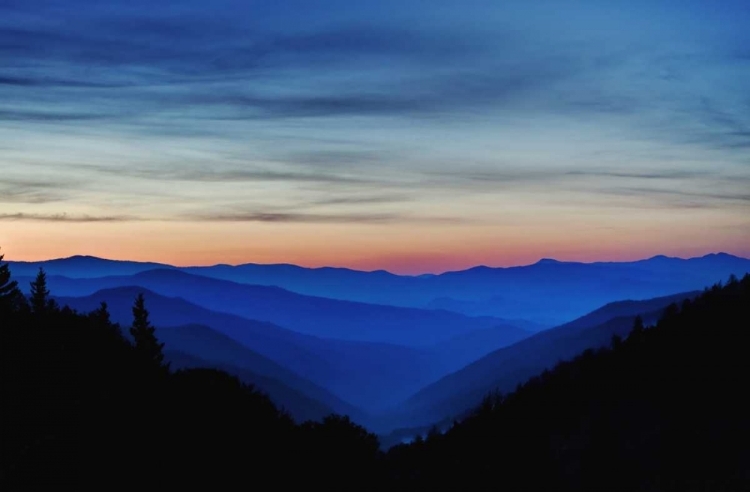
left=12, top=252, right=749, bottom=324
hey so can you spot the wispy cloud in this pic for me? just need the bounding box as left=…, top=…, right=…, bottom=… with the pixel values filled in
left=75, top=163, right=388, bottom=186
left=185, top=210, right=466, bottom=224
left=0, top=188, right=66, bottom=205
left=562, top=169, right=713, bottom=180
left=308, top=193, right=413, bottom=206
left=604, top=187, right=750, bottom=204
left=0, top=109, right=113, bottom=122
left=0, top=213, right=137, bottom=222
left=0, top=75, right=129, bottom=89
left=0, top=178, right=84, bottom=204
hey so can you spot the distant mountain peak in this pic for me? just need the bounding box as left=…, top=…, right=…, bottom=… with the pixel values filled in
left=701, top=252, right=735, bottom=259
left=645, top=254, right=673, bottom=261
left=65, top=255, right=112, bottom=262
left=535, top=258, right=561, bottom=265
left=52, top=255, right=167, bottom=265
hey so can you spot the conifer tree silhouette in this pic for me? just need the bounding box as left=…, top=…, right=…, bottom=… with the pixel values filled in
left=29, top=268, right=52, bottom=314
left=0, top=248, right=22, bottom=311
left=92, top=301, right=112, bottom=326
left=629, top=314, right=645, bottom=340
left=130, top=293, right=167, bottom=371
left=91, top=301, right=123, bottom=340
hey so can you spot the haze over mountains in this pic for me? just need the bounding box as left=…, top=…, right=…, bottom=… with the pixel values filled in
left=54, top=287, right=460, bottom=413
left=10, top=252, right=748, bottom=325
left=390, top=290, right=702, bottom=431
left=9, top=252, right=750, bottom=433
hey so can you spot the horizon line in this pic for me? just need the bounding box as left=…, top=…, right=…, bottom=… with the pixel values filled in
left=4, top=251, right=747, bottom=277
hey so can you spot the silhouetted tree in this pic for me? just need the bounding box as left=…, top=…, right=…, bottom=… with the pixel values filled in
left=91, top=302, right=111, bottom=326
left=628, top=314, right=645, bottom=341
left=681, top=298, right=693, bottom=312
left=662, top=302, right=679, bottom=322
left=299, top=413, right=382, bottom=489
left=474, top=389, right=502, bottom=418
left=0, top=248, right=23, bottom=313
left=129, top=293, right=167, bottom=373
left=426, top=425, right=441, bottom=442
left=89, top=301, right=123, bottom=340
left=610, top=333, right=623, bottom=350
left=29, top=267, right=56, bottom=314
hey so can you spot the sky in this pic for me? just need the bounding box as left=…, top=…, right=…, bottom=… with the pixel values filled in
left=1, top=0, right=749, bottom=273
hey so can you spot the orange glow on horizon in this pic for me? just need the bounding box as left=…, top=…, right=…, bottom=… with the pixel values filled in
left=2, top=220, right=748, bottom=275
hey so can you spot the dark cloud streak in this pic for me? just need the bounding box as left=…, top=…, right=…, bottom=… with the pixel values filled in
left=0, top=75, right=129, bottom=88
left=77, top=164, right=387, bottom=186
left=184, top=211, right=466, bottom=224
left=0, top=109, right=115, bottom=122
left=0, top=213, right=137, bottom=222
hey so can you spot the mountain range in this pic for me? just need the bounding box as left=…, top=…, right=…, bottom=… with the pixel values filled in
left=6, top=252, right=748, bottom=491
left=54, top=287, right=448, bottom=414
left=9, top=252, right=750, bottom=433
left=11, top=252, right=750, bottom=325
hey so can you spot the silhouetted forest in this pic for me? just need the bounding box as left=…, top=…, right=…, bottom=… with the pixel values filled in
left=385, top=273, right=750, bottom=491
left=0, top=257, right=382, bottom=491
left=2, top=249, right=749, bottom=491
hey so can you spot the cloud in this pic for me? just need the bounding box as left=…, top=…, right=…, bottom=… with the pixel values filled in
left=77, top=163, right=386, bottom=186
left=0, top=188, right=66, bottom=205
left=308, top=193, right=413, bottom=206
left=185, top=210, right=466, bottom=224
left=264, top=149, right=397, bottom=175
left=177, top=91, right=444, bottom=120
left=0, top=213, right=137, bottom=222
left=0, top=8, right=576, bottom=127
left=0, top=109, right=113, bottom=122
left=684, top=98, right=750, bottom=151
left=162, top=57, right=577, bottom=122
left=563, top=169, right=712, bottom=180
left=0, top=75, right=128, bottom=88
left=415, top=166, right=750, bottom=206
left=607, top=187, right=750, bottom=204
left=0, top=14, right=474, bottom=79
left=1, top=0, right=749, bottom=237
left=423, top=166, right=730, bottom=185
left=0, top=178, right=82, bottom=204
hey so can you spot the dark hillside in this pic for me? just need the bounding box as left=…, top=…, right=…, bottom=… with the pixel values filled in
left=385, top=274, right=750, bottom=491
left=0, top=260, right=383, bottom=491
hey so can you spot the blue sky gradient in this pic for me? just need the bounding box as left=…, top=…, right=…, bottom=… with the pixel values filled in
left=1, top=0, right=749, bottom=271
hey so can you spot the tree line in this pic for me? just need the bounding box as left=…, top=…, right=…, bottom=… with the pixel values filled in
left=383, top=273, right=750, bottom=491
left=0, top=250, right=382, bottom=491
